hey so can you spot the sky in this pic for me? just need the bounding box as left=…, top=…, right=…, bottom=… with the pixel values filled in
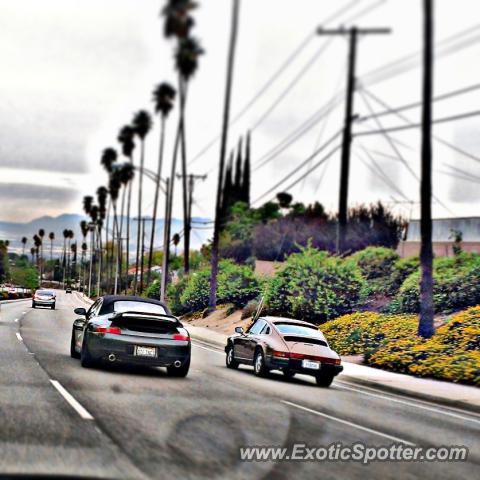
left=1, top=0, right=480, bottom=227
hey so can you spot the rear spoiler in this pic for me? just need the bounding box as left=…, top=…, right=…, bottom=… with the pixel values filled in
left=111, top=311, right=180, bottom=323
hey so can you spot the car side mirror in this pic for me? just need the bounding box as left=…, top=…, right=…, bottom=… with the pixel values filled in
left=74, top=307, right=87, bottom=316
left=235, top=326, right=244, bottom=335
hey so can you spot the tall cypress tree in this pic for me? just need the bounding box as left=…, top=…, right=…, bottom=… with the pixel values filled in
left=234, top=137, right=243, bottom=203
left=242, top=131, right=251, bottom=206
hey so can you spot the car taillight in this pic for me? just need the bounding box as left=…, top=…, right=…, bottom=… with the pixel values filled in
left=334, top=358, right=341, bottom=365
left=172, top=334, right=190, bottom=341
left=95, top=326, right=121, bottom=335
left=272, top=350, right=290, bottom=358
left=289, top=352, right=306, bottom=360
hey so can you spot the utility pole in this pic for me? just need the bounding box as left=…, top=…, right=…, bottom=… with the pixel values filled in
left=176, top=172, right=207, bottom=274
left=160, top=178, right=171, bottom=302
left=87, top=222, right=95, bottom=298
left=317, top=26, right=390, bottom=253
left=418, top=0, right=435, bottom=338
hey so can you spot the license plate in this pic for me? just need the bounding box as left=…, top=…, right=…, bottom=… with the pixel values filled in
left=302, top=359, right=320, bottom=370
left=134, top=346, right=157, bottom=357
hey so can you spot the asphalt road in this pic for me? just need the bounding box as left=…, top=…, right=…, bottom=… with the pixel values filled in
left=0, top=290, right=478, bottom=479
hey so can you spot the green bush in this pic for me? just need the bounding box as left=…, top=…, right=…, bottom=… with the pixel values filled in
left=396, top=253, right=480, bottom=313
left=265, top=247, right=366, bottom=324
left=349, top=246, right=399, bottom=294
left=385, top=256, right=419, bottom=295
left=167, top=260, right=262, bottom=315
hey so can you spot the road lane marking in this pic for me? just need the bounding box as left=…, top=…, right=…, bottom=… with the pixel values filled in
left=16, top=333, right=23, bottom=342
left=281, top=400, right=416, bottom=446
left=14, top=318, right=18, bottom=322
left=49, top=380, right=94, bottom=420
left=336, top=381, right=480, bottom=425
left=192, top=342, right=224, bottom=355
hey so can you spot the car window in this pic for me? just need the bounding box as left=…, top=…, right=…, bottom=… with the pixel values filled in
left=248, top=319, right=266, bottom=335
left=275, top=323, right=323, bottom=337
left=113, top=301, right=167, bottom=315
left=260, top=324, right=271, bottom=335
left=88, top=299, right=102, bottom=318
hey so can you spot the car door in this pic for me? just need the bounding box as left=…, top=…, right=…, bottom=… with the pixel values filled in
left=76, top=298, right=102, bottom=347
left=234, top=319, right=263, bottom=361
left=243, top=319, right=267, bottom=362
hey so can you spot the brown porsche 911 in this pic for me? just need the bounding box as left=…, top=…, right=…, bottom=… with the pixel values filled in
left=225, top=316, right=343, bottom=387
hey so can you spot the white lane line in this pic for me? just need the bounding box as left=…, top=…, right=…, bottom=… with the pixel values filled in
left=49, top=380, right=94, bottom=420
left=14, top=318, right=18, bottom=322
left=22, top=311, right=26, bottom=314
left=336, top=381, right=480, bottom=424
left=16, top=332, right=23, bottom=342
left=192, top=342, right=224, bottom=355
left=281, top=400, right=415, bottom=446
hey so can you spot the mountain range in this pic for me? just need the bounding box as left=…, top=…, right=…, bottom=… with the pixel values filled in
left=0, top=214, right=212, bottom=258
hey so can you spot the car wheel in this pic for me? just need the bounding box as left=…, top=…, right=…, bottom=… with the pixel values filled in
left=225, top=345, right=239, bottom=369
left=32, top=303, right=35, bottom=308
left=167, top=358, right=190, bottom=377
left=253, top=349, right=268, bottom=377
left=283, top=369, right=296, bottom=380
left=80, top=337, right=96, bottom=368
left=70, top=330, right=80, bottom=359
left=51, top=304, right=55, bottom=310
left=315, top=373, right=334, bottom=387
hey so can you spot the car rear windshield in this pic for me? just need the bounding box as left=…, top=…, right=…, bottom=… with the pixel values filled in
left=113, top=301, right=167, bottom=315
left=275, top=323, right=322, bottom=337
left=38, top=290, right=54, bottom=296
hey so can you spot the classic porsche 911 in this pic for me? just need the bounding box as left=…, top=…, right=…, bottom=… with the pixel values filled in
left=225, top=316, right=343, bottom=387
left=70, top=295, right=190, bottom=376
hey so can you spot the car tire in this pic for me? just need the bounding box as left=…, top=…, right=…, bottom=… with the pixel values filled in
left=225, top=345, right=239, bottom=369
left=315, top=373, right=334, bottom=387
left=51, top=304, right=55, bottom=310
left=283, top=369, right=296, bottom=380
left=32, top=303, right=35, bottom=308
left=167, top=358, right=190, bottom=377
left=70, top=330, right=80, bottom=359
left=253, top=349, right=268, bottom=377
left=80, top=337, right=96, bottom=368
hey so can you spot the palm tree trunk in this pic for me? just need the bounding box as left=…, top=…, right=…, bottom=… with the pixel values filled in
left=418, top=0, right=435, bottom=338
left=148, top=115, right=166, bottom=285
left=126, top=179, right=133, bottom=293
left=112, top=201, right=120, bottom=294
left=140, top=218, right=146, bottom=293
left=134, top=141, right=145, bottom=294
left=160, top=178, right=171, bottom=302
left=118, top=186, right=126, bottom=292
left=178, top=77, right=190, bottom=274
left=88, top=228, right=94, bottom=297
left=209, top=0, right=240, bottom=312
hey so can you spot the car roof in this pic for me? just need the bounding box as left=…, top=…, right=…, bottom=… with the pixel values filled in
left=262, top=316, right=317, bottom=328
left=99, top=295, right=172, bottom=315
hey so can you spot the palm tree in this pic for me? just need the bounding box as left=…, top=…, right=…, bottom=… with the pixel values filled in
left=148, top=82, right=176, bottom=285
left=162, top=1, right=203, bottom=275
left=118, top=125, right=136, bottom=291
left=30, top=247, right=35, bottom=264
left=81, top=241, right=88, bottom=292
left=118, top=163, right=135, bottom=292
left=109, top=168, right=122, bottom=293
left=38, top=229, right=45, bottom=280
left=132, top=110, right=153, bottom=294
left=172, top=232, right=181, bottom=256
left=62, top=229, right=69, bottom=287
left=175, top=36, right=203, bottom=274
left=209, top=0, right=240, bottom=312
left=21, top=237, right=27, bottom=256
left=96, top=186, right=108, bottom=291
left=48, top=232, right=55, bottom=261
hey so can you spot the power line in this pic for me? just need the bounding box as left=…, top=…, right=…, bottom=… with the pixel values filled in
left=359, top=87, right=480, bottom=165
left=358, top=82, right=480, bottom=122
left=253, top=143, right=341, bottom=205
left=355, top=109, right=480, bottom=136
left=188, top=0, right=383, bottom=166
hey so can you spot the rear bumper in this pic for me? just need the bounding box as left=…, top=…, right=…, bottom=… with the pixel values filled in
left=87, top=333, right=190, bottom=367
left=267, top=356, right=343, bottom=377
left=33, top=299, right=55, bottom=306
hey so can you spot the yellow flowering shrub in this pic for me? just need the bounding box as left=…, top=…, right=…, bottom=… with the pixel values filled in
left=322, top=307, right=480, bottom=386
